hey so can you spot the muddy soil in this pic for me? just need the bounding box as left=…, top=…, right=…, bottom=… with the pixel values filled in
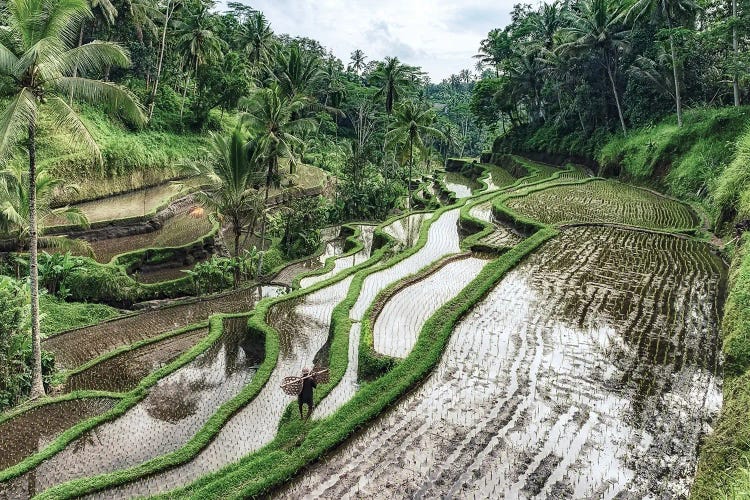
left=507, top=180, right=699, bottom=230
left=278, top=226, right=725, bottom=499
left=0, top=398, right=117, bottom=471
left=84, top=212, right=213, bottom=263
left=482, top=164, right=516, bottom=192
left=0, top=317, right=263, bottom=499
left=66, top=328, right=209, bottom=393
left=444, top=172, right=481, bottom=199
left=469, top=200, right=525, bottom=248
left=43, top=285, right=285, bottom=370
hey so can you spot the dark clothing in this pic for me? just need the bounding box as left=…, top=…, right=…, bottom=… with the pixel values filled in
left=298, top=377, right=317, bottom=405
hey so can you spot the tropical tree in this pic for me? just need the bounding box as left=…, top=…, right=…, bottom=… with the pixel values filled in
left=349, top=48, right=366, bottom=75
left=474, top=28, right=512, bottom=77
left=386, top=100, right=443, bottom=206
left=240, top=84, right=313, bottom=274
left=370, top=56, right=415, bottom=114
left=0, top=164, right=90, bottom=255
left=628, top=0, right=699, bottom=127
left=242, top=11, right=274, bottom=67
left=273, top=43, right=323, bottom=101
left=0, top=0, right=146, bottom=398
left=186, top=128, right=264, bottom=282
left=175, top=0, right=226, bottom=118
left=561, top=0, right=630, bottom=134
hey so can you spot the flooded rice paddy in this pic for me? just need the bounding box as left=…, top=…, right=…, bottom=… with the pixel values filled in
left=49, top=182, right=186, bottom=227
left=66, top=327, right=209, bottom=393
left=444, top=172, right=482, bottom=199
left=272, top=226, right=345, bottom=286
left=299, top=225, right=374, bottom=288
left=94, top=272, right=358, bottom=498
left=279, top=226, right=726, bottom=499
left=507, top=179, right=699, bottom=230
left=0, top=317, right=263, bottom=498
left=374, top=256, right=489, bottom=358
left=43, top=285, right=285, bottom=370
left=0, top=398, right=117, bottom=471
left=85, top=212, right=213, bottom=263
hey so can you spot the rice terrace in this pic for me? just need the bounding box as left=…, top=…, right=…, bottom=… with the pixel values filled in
left=0, top=0, right=749, bottom=499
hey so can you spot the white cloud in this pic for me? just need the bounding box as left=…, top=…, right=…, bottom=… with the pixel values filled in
left=229, top=0, right=515, bottom=81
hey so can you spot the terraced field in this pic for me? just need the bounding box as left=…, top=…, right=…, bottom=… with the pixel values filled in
left=444, top=172, right=481, bottom=198
left=279, top=226, right=725, bottom=499
left=0, top=157, right=728, bottom=500
left=507, top=179, right=699, bottom=230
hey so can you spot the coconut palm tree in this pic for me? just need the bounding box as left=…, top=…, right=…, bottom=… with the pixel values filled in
left=242, top=11, right=274, bottom=67
left=185, top=128, right=264, bottom=283
left=561, top=0, right=630, bottom=134
left=0, top=0, right=146, bottom=398
left=175, top=0, right=226, bottom=118
left=628, top=0, right=699, bottom=127
left=349, top=49, right=366, bottom=75
left=273, top=44, right=323, bottom=102
left=370, top=56, right=415, bottom=114
left=240, top=84, right=313, bottom=275
left=386, top=101, right=443, bottom=207
left=0, top=164, right=90, bottom=255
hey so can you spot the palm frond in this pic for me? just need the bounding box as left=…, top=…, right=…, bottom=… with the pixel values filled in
left=51, top=40, right=130, bottom=77
left=55, top=77, right=147, bottom=127
left=0, top=88, right=36, bottom=163
left=45, top=96, right=102, bottom=164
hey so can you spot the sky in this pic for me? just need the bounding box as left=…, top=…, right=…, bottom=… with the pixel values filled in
left=236, top=0, right=516, bottom=82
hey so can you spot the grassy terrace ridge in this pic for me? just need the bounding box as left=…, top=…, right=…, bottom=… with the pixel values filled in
left=692, top=232, right=750, bottom=498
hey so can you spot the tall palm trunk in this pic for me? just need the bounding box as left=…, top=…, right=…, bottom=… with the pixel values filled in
left=733, top=0, right=741, bottom=106
left=667, top=18, right=683, bottom=127
left=149, top=0, right=171, bottom=119
left=606, top=62, right=627, bottom=135
left=28, top=122, right=44, bottom=399
left=256, top=161, right=273, bottom=277
left=408, top=133, right=413, bottom=209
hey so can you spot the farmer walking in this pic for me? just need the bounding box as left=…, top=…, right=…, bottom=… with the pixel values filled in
left=298, top=367, right=317, bottom=421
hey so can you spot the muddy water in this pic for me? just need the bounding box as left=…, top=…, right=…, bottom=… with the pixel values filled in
left=131, top=260, right=208, bottom=284
left=381, top=213, right=431, bottom=251
left=278, top=226, right=725, bottom=499
left=0, top=317, right=264, bottom=499
left=506, top=179, right=699, bottom=230
left=469, top=200, right=524, bottom=248
left=66, top=328, right=209, bottom=393
left=49, top=183, right=185, bottom=227
left=350, top=209, right=462, bottom=321
left=0, top=398, right=117, bottom=471
left=299, top=225, right=375, bottom=289
left=85, top=212, right=213, bottom=263
left=272, top=227, right=345, bottom=286
left=482, top=165, right=516, bottom=192
left=374, top=256, right=489, bottom=358
left=93, top=276, right=357, bottom=498
left=444, top=172, right=481, bottom=199
left=43, top=285, right=285, bottom=370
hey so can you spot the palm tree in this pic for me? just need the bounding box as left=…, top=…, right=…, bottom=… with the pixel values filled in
left=474, top=29, right=511, bottom=77
left=0, top=164, right=90, bottom=255
left=273, top=44, right=323, bottom=101
left=386, top=101, right=443, bottom=207
left=242, top=11, right=274, bottom=67
left=0, top=0, right=146, bottom=398
left=370, top=56, right=414, bottom=114
left=186, top=128, right=264, bottom=283
left=628, top=0, right=699, bottom=127
left=175, top=0, right=226, bottom=118
left=240, top=84, right=313, bottom=275
left=148, top=0, right=180, bottom=118
left=561, top=0, right=630, bottom=134
left=349, top=49, right=366, bottom=75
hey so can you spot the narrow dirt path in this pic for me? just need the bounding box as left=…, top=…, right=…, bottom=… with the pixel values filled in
left=277, top=226, right=725, bottom=499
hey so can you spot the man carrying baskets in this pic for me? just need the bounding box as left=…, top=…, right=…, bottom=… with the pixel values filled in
left=280, top=365, right=329, bottom=421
